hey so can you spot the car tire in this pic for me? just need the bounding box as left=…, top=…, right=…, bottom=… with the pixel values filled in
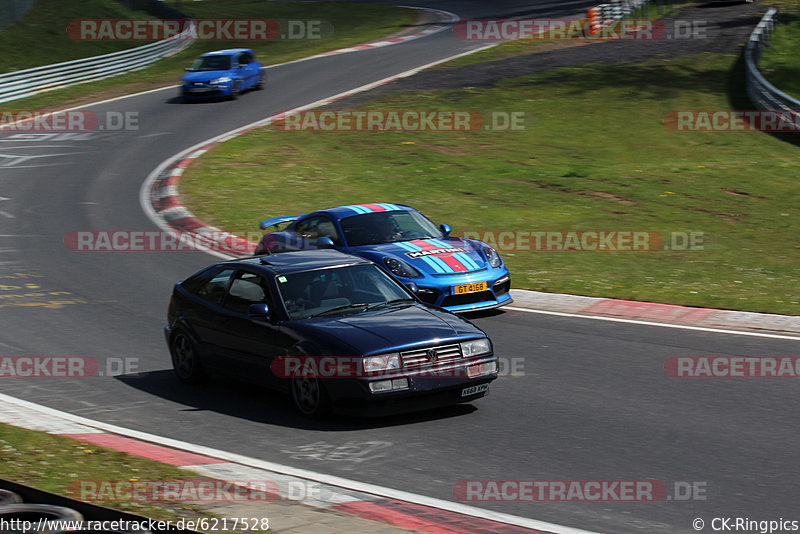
left=170, top=329, right=206, bottom=384
left=255, top=72, right=264, bottom=90
left=0, top=489, right=22, bottom=504
left=291, top=376, right=331, bottom=419
left=229, top=82, right=240, bottom=100
left=0, top=504, right=83, bottom=533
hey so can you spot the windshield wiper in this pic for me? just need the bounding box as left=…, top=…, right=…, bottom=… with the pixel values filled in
left=309, top=303, right=369, bottom=318
left=364, top=298, right=415, bottom=311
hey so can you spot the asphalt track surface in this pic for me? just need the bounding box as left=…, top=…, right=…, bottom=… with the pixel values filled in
left=0, top=1, right=798, bottom=533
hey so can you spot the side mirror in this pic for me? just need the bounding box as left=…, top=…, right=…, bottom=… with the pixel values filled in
left=440, top=223, right=452, bottom=236
left=315, top=236, right=335, bottom=249
left=405, top=282, right=419, bottom=294
left=248, top=303, right=270, bottom=320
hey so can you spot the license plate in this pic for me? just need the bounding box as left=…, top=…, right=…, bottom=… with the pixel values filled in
left=188, top=87, right=211, bottom=92
left=461, top=383, right=489, bottom=397
left=451, top=281, right=488, bottom=295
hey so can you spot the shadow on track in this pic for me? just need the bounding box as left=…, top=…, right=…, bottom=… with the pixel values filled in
left=115, top=370, right=478, bottom=431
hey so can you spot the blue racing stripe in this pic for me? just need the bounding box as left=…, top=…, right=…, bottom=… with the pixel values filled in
left=343, top=204, right=370, bottom=214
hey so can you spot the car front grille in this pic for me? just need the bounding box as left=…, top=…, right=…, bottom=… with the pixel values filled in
left=401, top=343, right=462, bottom=368
left=440, top=290, right=495, bottom=308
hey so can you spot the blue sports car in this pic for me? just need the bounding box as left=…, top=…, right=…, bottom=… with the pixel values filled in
left=165, top=250, right=498, bottom=417
left=180, top=48, right=264, bottom=101
left=255, top=203, right=511, bottom=313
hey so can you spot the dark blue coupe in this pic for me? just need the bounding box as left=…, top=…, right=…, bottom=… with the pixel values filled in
left=180, top=48, right=264, bottom=101
left=165, top=250, right=498, bottom=417
left=255, top=203, right=511, bottom=313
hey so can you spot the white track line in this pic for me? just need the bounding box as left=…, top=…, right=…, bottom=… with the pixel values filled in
left=505, top=307, right=800, bottom=341
left=0, top=393, right=602, bottom=534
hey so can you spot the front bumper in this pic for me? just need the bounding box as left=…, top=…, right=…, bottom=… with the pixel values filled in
left=325, top=355, right=498, bottom=416
left=181, top=84, right=231, bottom=98
left=413, top=272, right=512, bottom=312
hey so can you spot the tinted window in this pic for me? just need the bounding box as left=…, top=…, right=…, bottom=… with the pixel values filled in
left=340, top=210, right=441, bottom=246
left=294, top=216, right=341, bottom=245
left=193, top=268, right=235, bottom=305
left=190, top=55, right=232, bottom=71
left=276, top=264, right=410, bottom=320
left=224, top=271, right=272, bottom=315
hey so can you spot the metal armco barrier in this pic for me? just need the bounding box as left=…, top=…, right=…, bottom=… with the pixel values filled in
left=744, top=8, right=800, bottom=115
left=0, top=21, right=194, bottom=104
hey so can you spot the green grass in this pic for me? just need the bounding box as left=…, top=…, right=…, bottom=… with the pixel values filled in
left=0, top=0, right=152, bottom=74
left=0, top=423, right=266, bottom=532
left=758, top=17, right=800, bottom=101
left=0, top=0, right=416, bottom=111
left=180, top=53, right=799, bottom=315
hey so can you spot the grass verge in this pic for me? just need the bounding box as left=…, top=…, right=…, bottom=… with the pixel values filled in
left=0, top=0, right=152, bottom=74
left=0, top=0, right=416, bottom=112
left=0, top=423, right=267, bottom=533
left=180, top=53, right=799, bottom=315
left=758, top=16, right=800, bottom=101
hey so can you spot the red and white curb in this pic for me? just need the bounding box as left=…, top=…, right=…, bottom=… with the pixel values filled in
left=508, top=290, right=800, bottom=339
left=0, top=393, right=599, bottom=534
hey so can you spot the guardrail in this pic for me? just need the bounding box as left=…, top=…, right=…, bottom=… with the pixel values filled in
left=0, top=20, right=194, bottom=104
left=744, top=8, right=800, bottom=114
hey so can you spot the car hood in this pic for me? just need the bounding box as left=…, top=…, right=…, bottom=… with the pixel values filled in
left=182, top=70, right=232, bottom=83
left=355, top=237, right=487, bottom=275
left=287, top=303, right=485, bottom=356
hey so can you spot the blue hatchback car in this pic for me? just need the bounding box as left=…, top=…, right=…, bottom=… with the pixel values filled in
left=180, top=48, right=264, bottom=101
left=255, top=204, right=512, bottom=313
left=165, top=250, right=499, bottom=417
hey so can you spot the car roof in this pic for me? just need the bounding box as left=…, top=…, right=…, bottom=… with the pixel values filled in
left=222, top=249, right=370, bottom=275
left=200, top=48, right=253, bottom=57
left=313, top=203, right=416, bottom=220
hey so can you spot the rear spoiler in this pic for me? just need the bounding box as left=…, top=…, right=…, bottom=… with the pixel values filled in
left=259, top=214, right=303, bottom=230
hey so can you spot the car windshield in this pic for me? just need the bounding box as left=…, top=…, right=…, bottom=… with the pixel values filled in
left=340, top=210, right=442, bottom=247
left=189, top=55, right=232, bottom=71
left=276, top=263, right=413, bottom=320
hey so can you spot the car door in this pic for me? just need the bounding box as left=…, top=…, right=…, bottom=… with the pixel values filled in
left=183, top=267, right=237, bottom=371
left=215, top=269, right=282, bottom=385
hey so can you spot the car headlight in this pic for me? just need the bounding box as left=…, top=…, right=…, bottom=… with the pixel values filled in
left=209, top=77, right=232, bottom=84
left=363, top=353, right=401, bottom=373
left=461, top=338, right=492, bottom=357
left=384, top=257, right=420, bottom=278
left=483, top=246, right=502, bottom=268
